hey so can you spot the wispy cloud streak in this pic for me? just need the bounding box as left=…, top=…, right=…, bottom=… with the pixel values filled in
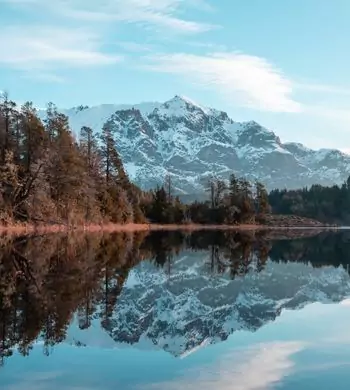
left=142, top=341, right=304, bottom=390
left=0, top=26, right=122, bottom=69
left=1, top=0, right=216, bottom=34
left=143, top=51, right=302, bottom=113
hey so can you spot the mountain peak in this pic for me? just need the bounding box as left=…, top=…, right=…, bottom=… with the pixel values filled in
left=173, top=95, right=200, bottom=106
left=53, top=97, right=350, bottom=194
left=161, top=95, right=209, bottom=115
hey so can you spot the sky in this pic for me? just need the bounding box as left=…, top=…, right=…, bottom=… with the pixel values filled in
left=2, top=300, right=350, bottom=389
left=1, top=0, right=350, bottom=151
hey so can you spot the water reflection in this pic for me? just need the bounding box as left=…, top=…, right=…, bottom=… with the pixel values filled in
left=1, top=230, right=350, bottom=388
left=144, top=341, right=305, bottom=390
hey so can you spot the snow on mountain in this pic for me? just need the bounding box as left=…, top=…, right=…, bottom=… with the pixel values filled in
left=43, top=96, right=350, bottom=194
left=38, top=101, right=161, bottom=139
left=65, top=251, right=350, bottom=358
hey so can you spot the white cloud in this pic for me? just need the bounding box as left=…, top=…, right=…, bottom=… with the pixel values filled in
left=64, top=0, right=217, bottom=33
left=115, top=41, right=157, bottom=53
left=21, top=71, right=66, bottom=83
left=305, top=104, right=350, bottom=125
left=0, top=0, right=215, bottom=83
left=2, top=0, right=216, bottom=34
left=143, top=51, right=302, bottom=113
left=296, top=82, right=350, bottom=96
left=0, top=26, right=122, bottom=70
left=142, top=341, right=304, bottom=390
left=183, top=41, right=228, bottom=51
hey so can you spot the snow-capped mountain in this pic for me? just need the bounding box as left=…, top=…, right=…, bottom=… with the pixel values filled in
left=53, top=96, right=350, bottom=195
left=66, top=251, right=350, bottom=358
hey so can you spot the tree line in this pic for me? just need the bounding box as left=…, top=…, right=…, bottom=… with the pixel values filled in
left=144, top=174, right=270, bottom=224
left=0, top=93, right=144, bottom=225
left=268, top=178, right=350, bottom=224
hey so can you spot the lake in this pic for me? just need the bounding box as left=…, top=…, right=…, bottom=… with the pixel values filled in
left=1, top=229, right=350, bottom=389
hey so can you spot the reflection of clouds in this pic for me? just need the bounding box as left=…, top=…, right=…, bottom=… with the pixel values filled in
left=3, top=370, right=96, bottom=390
left=143, top=341, right=304, bottom=390
left=299, top=361, right=350, bottom=373
left=4, top=371, right=62, bottom=390
left=322, top=333, right=350, bottom=345
left=5, top=384, right=96, bottom=390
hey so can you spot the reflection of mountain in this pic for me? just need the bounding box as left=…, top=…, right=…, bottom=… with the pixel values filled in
left=90, top=252, right=350, bottom=357
left=1, top=230, right=350, bottom=364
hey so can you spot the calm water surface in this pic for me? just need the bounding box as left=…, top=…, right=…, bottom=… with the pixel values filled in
left=1, top=230, right=350, bottom=389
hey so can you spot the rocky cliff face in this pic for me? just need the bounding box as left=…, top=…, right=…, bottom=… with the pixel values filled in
left=52, top=96, right=350, bottom=195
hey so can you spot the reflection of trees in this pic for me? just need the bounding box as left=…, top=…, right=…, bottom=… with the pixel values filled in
left=268, top=231, right=350, bottom=270
left=147, top=230, right=350, bottom=279
left=1, top=229, right=349, bottom=365
left=0, top=232, right=147, bottom=366
left=139, top=230, right=271, bottom=279
left=141, top=231, right=186, bottom=278
left=140, top=230, right=271, bottom=279
left=184, top=231, right=270, bottom=279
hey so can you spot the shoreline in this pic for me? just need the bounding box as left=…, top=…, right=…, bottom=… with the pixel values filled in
left=0, top=222, right=340, bottom=236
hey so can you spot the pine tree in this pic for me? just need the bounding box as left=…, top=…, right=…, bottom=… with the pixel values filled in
left=80, top=126, right=99, bottom=173
left=20, top=102, right=48, bottom=171
left=255, top=181, right=270, bottom=215
left=45, top=110, right=86, bottom=223
left=79, top=126, right=101, bottom=222
left=100, top=120, right=115, bottom=186
left=44, top=102, right=59, bottom=144
left=0, top=92, right=17, bottom=164
left=205, top=176, right=226, bottom=208
left=164, top=174, right=173, bottom=203
left=172, top=196, right=185, bottom=224
left=99, top=119, right=136, bottom=222
left=238, top=178, right=254, bottom=223
left=229, top=174, right=240, bottom=207
left=215, top=179, right=226, bottom=207
left=150, top=186, right=169, bottom=223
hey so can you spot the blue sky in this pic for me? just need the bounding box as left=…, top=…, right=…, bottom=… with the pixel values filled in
left=1, top=0, right=350, bottom=150
left=2, top=300, right=350, bottom=389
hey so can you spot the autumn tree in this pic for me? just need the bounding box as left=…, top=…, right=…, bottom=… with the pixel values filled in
left=45, top=107, right=86, bottom=223
left=98, top=119, right=136, bottom=222
left=0, top=150, right=20, bottom=222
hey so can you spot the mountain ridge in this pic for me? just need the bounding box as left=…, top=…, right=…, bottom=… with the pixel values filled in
left=41, top=96, right=350, bottom=195
left=66, top=254, right=350, bottom=358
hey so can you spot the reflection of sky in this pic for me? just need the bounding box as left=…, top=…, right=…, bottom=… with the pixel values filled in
left=2, top=301, right=350, bottom=390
